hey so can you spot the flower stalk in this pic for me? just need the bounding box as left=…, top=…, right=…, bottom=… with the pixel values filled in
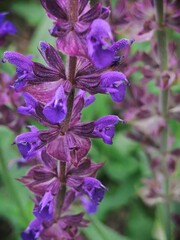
left=154, top=0, right=171, bottom=239
left=54, top=0, right=78, bottom=220
left=54, top=161, right=67, bottom=220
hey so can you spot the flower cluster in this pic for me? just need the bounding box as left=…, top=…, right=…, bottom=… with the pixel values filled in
left=3, top=0, right=133, bottom=239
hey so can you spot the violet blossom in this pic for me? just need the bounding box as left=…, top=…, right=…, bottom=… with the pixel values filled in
left=0, top=12, right=16, bottom=46
left=41, top=0, right=109, bottom=56
left=80, top=177, right=108, bottom=214
left=3, top=40, right=130, bottom=103
left=21, top=218, right=42, bottom=240
left=87, top=18, right=134, bottom=69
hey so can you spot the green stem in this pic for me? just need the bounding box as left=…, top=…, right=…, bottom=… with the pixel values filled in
left=0, top=147, right=28, bottom=223
left=154, top=0, right=171, bottom=239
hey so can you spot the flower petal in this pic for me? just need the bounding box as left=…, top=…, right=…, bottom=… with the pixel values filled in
left=43, top=85, right=67, bottom=124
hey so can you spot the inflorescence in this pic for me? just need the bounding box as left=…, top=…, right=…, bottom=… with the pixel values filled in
left=2, top=1, right=133, bottom=239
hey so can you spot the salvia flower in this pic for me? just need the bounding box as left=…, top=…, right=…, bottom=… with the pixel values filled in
left=41, top=0, right=109, bottom=56
left=42, top=85, right=67, bottom=123
left=16, top=91, right=121, bottom=163
left=15, top=126, right=44, bottom=160
left=3, top=0, right=132, bottom=239
left=0, top=12, right=16, bottom=46
left=41, top=213, right=88, bottom=240
left=87, top=19, right=134, bottom=69
left=33, top=191, right=54, bottom=221
left=81, top=177, right=108, bottom=214
left=21, top=218, right=42, bottom=240
left=3, top=42, right=65, bottom=96
left=99, top=71, right=129, bottom=102
left=71, top=115, right=121, bottom=144
left=3, top=41, right=132, bottom=103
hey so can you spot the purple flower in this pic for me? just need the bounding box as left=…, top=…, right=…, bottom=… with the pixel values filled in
left=166, top=0, right=180, bottom=33
left=119, top=0, right=180, bottom=41
left=3, top=43, right=129, bottom=104
left=3, top=0, right=132, bottom=239
left=15, top=126, right=45, bottom=160
left=43, top=85, right=67, bottom=123
left=21, top=218, right=42, bottom=240
left=33, top=191, right=54, bottom=221
left=87, top=19, right=134, bottom=69
left=72, top=115, right=121, bottom=144
left=99, top=71, right=129, bottom=102
left=0, top=72, right=26, bottom=133
left=16, top=92, right=95, bottom=163
left=0, top=12, right=16, bottom=46
left=40, top=213, right=88, bottom=239
left=18, top=85, right=67, bottom=125
left=41, top=0, right=108, bottom=56
left=3, top=51, right=33, bottom=90
left=75, top=61, right=129, bottom=102
left=19, top=150, right=59, bottom=195
left=93, top=115, right=121, bottom=144
left=18, top=93, right=37, bottom=117
left=46, top=92, right=93, bottom=163
left=81, top=177, right=107, bottom=214
left=3, top=42, right=65, bottom=96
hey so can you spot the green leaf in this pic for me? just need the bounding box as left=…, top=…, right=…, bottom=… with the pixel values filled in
left=28, top=16, right=55, bottom=55
left=90, top=134, right=140, bottom=181
left=11, top=2, right=44, bottom=26
left=131, top=41, right=151, bottom=55
left=97, top=174, right=140, bottom=219
left=0, top=127, right=33, bottom=228
left=126, top=202, right=155, bottom=240
left=147, top=80, right=160, bottom=96
left=169, top=119, right=180, bottom=148
left=82, top=94, right=111, bottom=121
left=82, top=215, right=131, bottom=240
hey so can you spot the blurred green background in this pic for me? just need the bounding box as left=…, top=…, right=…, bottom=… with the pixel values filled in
left=0, top=0, right=180, bottom=240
